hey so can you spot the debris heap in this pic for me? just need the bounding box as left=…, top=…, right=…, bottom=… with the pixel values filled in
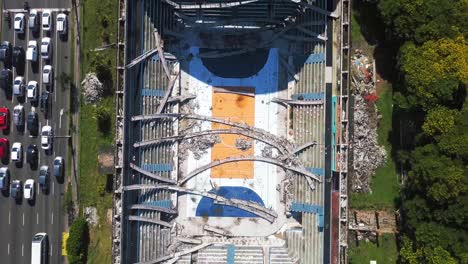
left=81, top=72, right=104, bottom=104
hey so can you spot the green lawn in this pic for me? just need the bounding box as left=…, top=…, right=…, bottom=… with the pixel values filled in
left=348, top=234, right=398, bottom=264
left=79, top=0, right=118, bottom=262
left=350, top=86, right=400, bottom=209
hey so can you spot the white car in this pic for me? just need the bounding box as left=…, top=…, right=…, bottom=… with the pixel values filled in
left=29, top=9, right=40, bottom=32
left=40, top=37, right=52, bottom=60
left=14, top=13, right=25, bottom=34
left=27, top=40, right=38, bottom=62
left=56, top=13, right=67, bottom=36
left=27, top=81, right=38, bottom=102
left=24, top=179, right=35, bottom=200
left=41, top=125, right=53, bottom=150
left=42, top=10, right=52, bottom=31
left=42, top=65, right=53, bottom=85
left=11, top=142, right=22, bottom=162
left=13, top=76, right=25, bottom=97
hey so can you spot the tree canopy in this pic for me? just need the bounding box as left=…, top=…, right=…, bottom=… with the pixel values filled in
left=378, top=0, right=468, bottom=43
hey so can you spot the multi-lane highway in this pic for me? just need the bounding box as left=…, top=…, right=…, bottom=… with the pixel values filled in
left=0, top=1, right=71, bottom=263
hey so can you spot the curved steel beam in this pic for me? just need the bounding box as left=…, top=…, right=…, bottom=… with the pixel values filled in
left=127, top=215, right=172, bottom=228
left=130, top=163, right=176, bottom=184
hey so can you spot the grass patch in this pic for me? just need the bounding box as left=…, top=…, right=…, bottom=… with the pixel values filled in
left=348, top=234, right=398, bottom=264
left=79, top=0, right=117, bottom=262
left=351, top=86, right=400, bottom=209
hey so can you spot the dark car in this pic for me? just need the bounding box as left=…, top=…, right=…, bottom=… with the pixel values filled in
left=26, top=144, right=38, bottom=167
left=0, top=69, right=12, bottom=91
left=38, top=166, right=49, bottom=192
left=27, top=110, right=38, bottom=136
left=12, top=46, right=25, bottom=73
left=40, top=91, right=49, bottom=114
left=11, top=180, right=22, bottom=201
left=0, top=41, right=12, bottom=65
left=0, top=167, right=9, bottom=191
left=53, top=156, right=64, bottom=178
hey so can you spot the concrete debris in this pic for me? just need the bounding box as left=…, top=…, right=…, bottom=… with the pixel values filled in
left=351, top=49, right=375, bottom=95
left=235, top=137, right=253, bottom=151
left=84, top=207, right=99, bottom=226
left=261, top=146, right=274, bottom=158
left=351, top=92, right=386, bottom=193
left=81, top=73, right=104, bottom=104
left=180, top=135, right=221, bottom=160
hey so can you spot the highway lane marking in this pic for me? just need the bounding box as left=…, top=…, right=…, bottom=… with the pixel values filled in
left=12, top=30, right=15, bottom=104
left=51, top=212, right=54, bottom=225
left=52, top=181, right=55, bottom=195
left=8, top=210, right=11, bottom=225
left=54, top=31, right=58, bottom=103
left=38, top=144, right=41, bottom=164
left=21, top=243, right=24, bottom=257
left=7, top=243, right=9, bottom=255
left=25, top=22, right=29, bottom=102
left=22, top=212, right=24, bottom=226
left=4, top=9, right=72, bottom=13
left=50, top=244, right=53, bottom=256
left=37, top=212, right=39, bottom=225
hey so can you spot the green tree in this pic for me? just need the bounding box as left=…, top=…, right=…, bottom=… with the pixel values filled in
left=398, top=37, right=468, bottom=109
left=67, top=217, right=89, bottom=264
left=422, top=107, right=458, bottom=137
left=378, top=0, right=467, bottom=43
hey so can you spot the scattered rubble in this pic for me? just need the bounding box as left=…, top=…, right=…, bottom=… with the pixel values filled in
left=81, top=73, right=104, bottom=104
left=351, top=51, right=386, bottom=193
left=235, top=137, right=253, bottom=151
left=180, top=135, right=221, bottom=160
left=84, top=207, right=99, bottom=226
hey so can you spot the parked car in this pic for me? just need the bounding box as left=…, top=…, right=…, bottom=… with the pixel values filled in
left=0, top=138, right=9, bottom=159
left=42, top=65, right=53, bottom=86
left=38, top=166, right=49, bottom=192
left=0, top=167, right=10, bottom=191
left=40, top=91, right=49, bottom=114
left=11, top=142, right=22, bottom=162
left=26, top=40, right=38, bottom=62
left=14, top=13, right=25, bottom=34
left=27, top=144, right=38, bottom=166
left=11, top=180, right=22, bottom=201
left=27, top=109, right=38, bottom=136
left=53, top=157, right=64, bottom=178
left=12, top=46, right=25, bottom=71
left=0, top=69, right=12, bottom=91
left=24, top=179, right=35, bottom=200
left=13, top=104, right=25, bottom=128
left=41, top=126, right=53, bottom=150
left=40, top=37, right=51, bottom=60
left=0, top=107, right=10, bottom=130
left=29, top=9, right=40, bottom=33
left=56, top=13, right=67, bottom=37
left=13, top=76, right=25, bottom=97
left=0, top=41, right=12, bottom=65
left=27, top=81, right=38, bottom=103
left=42, top=10, right=52, bottom=32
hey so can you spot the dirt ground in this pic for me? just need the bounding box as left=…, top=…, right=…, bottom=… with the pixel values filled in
left=351, top=210, right=397, bottom=234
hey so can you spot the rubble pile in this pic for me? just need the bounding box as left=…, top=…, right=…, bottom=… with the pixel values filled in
left=180, top=135, right=221, bottom=160
left=84, top=207, right=99, bottom=226
left=81, top=73, right=104, bottom=104
left=351, top=50, right=386, bottom=193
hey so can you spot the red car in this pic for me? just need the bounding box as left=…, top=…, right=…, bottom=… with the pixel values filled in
left=0, top=138, right=9, bottom=159
left=0, top=107, right=9, bottom=130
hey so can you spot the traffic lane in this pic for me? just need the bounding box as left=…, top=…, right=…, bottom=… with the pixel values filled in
left=4, top=0, right=71, bottom=9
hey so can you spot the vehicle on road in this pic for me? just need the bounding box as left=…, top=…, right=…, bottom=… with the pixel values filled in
left=13, top=76, right=25, bottom=97
left=13, top=104, right=25, bottom=128
left=0, top=107, right=10, bottom=130
left=40, top=37, right=52, bottom=60
left=53, top=156, right=64, bottom=178
left=0, top=138, right=9, bottom=159
left=27, top=81, right=38, bottom=103
left=0, top=41, right=12, bottom=65
left=14, top=13, right=25, bottom=34
left=57, top=13, right=67, bottom=37
left=27, top=144, right=38, bottom=167
left=27, top=40, right=38, bottom=62
left=0, top=167, right=9, bottom=191
left=11, top=180, right=22, bottom=200
left=40, top=91, right=49, bottom=114
left=31, top=233, right=48, bottom=264
left=0, top=68, right=12, bottom=91
left=38, top=166, right=49, bottom=192
left=29, top=9, right=40, bottom=33
left=27, top=109, right=39, bottom=136
left=41, top=126, right=53, bottom=150
left=42, top=65, right=53, bottom=86
left=24, top=179, right=35, bottom=200
left=11, top=142, right=22, bottom=162
left=42, top=10, right=52, bottom=32
left=12, top=46, right=25, bottom=72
